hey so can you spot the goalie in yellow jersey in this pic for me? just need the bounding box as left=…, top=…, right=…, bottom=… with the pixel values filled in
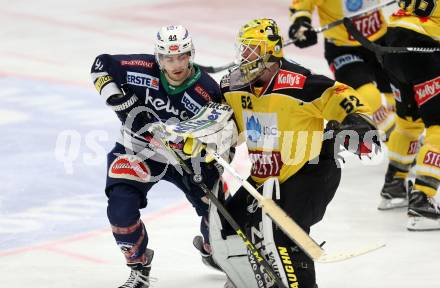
left=208, top=18, right=380, bottom=288
left=288, top=0, right=396, bottom=139
left=376, top=0, right=440, bottom=230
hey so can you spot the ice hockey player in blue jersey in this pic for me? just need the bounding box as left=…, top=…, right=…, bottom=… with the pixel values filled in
left=90, top=25, right=223, bottom=288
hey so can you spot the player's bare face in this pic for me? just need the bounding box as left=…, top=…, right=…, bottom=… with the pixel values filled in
left=161, top=53, right=192, bottom=85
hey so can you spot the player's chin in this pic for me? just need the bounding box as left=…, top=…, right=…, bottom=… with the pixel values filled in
left=170, top=71, right=186, bottom=81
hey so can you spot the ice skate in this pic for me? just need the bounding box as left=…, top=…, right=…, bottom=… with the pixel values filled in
left=119, top=248, right=154, bottom=288
left=193, top=235, right=222, bottom=271
left=378, top=177, right=409, bottom=210
left=407, top=191, right=440, bottom=231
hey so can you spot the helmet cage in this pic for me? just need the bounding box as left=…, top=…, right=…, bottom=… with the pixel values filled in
left=234, top=38, right=270, bottom=85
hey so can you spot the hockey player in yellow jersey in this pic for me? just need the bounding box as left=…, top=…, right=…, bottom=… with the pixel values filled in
left=288, top=0, right=396, bottom=139
left=214, top=18, right=380, bottom=288
left=377, top=0, right=440, bottom=231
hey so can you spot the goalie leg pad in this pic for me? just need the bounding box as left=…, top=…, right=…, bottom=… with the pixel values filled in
left=208, top=181, right=258, bottom=288
left=261, top=178, right=317, bottom=288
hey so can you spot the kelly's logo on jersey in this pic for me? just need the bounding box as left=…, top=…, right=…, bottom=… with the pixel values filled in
left=243, top=112, right=279, bottom=149
left=414, top=76, right=440, bottom=106
left=273, top=70, right=306, bottom=91
left=126, top=72, right=159, bottom=90
left=181, top=92, right=202, bottom=115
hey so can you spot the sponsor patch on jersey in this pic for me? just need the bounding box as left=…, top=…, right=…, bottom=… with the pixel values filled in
left=181, top=92, right=202, bottom=114
left=243, top=112, right=279, bottom=149
left=145, top=90, right=188, bottom=120
left=390, top=83, right=402, bottom=102
left=272, top=69, right=306, bottom=91
left=126, top=71, right=159, bottom=90
left=120, top=60, right=155, bottom=69
left=414, top=75, right=440, bottom=106
left=349, top=11, right=382, bottom=40
left=333, top=54, right=363, bottom=70
left=109, top=155, right=151, bottom=183
left=194, top=84, right=212, bottom=102
left=423, top=151, right=440, bottom=169
left=249, top=151, right=283, bottom=178
left=408, top=140, right=419, bottom=155
left=94, top=75, right=113, bottom=93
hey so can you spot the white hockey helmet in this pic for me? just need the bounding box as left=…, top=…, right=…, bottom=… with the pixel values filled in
left=155, top=25, right=195, bottom=69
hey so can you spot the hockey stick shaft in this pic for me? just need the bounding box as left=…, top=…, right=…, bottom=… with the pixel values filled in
left=207, top=149, right=324, bottom=261
left=137, top=126, right=287, bottom=288
left=198, top=0, right=397, bottom=73
left=316, top=0, right=397, bottom=33
left=343, top=17, right=440, bottom=55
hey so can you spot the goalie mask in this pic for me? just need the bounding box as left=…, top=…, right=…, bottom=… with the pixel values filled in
left=155, top=25, right=195, bottom=70
left=230, top=18, right=283, bottom=89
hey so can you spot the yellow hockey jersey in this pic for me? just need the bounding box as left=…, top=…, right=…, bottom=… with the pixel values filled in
left=290, top=0, right=388, bottom=46
left=389, top=0, right=440, bottom=42
left=221, top=59, right=371, bottom=184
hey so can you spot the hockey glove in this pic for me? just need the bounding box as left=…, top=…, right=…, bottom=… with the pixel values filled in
left=182, top=120, right=238, bottom=163
left=183, top=137, right=210, bottom=160
left=336, top=113, right=381, bottom=157
left=288, top=16, right=318, bottom=48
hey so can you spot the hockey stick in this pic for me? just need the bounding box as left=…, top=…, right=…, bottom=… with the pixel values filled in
left=207, top=149, right=386, bottom=263
left=130, top=125, right=288, bottom=288
left=162, top=103, right=385, bottom=263
left=343, top=17, right=440, bottom=60
left=198, top=0, right=397, bottom=73
left=315, top=0, right=397, bottom=33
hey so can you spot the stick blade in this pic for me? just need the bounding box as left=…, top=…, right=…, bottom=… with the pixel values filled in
left=317, top=242, right=386, bottom=263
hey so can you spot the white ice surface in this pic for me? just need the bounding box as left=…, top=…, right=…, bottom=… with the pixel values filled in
left=1, top=0, right=439, bottom=287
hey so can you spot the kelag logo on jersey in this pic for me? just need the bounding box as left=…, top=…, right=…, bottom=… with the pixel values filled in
left=181, top=92, right=202, bottom=114
left=243, top=112, right=279, bottom=149
left=246, top=115, right=262, bottom=142
left=126, top=71, right=159, bottom=90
